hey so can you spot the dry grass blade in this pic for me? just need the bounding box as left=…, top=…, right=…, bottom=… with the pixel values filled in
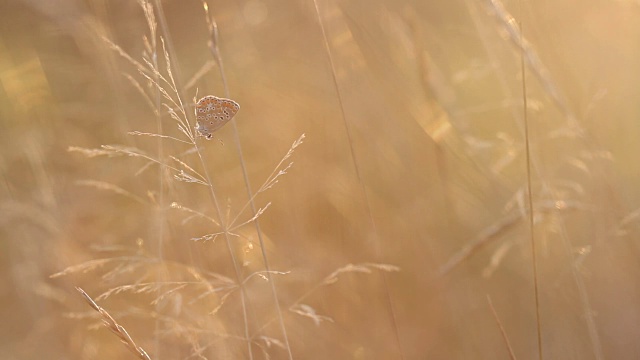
left=102, top=36, right=150, bottom=76
left=128, top=131, right=192, bottom=144
left=76, top=180, right=147, bottom=204
left=437, top=201, right=585, bottom=277
left=99, top=145, right=203, bottom=181
left=322, top=263, right=401, bottom=285
left=486, top=295, right=517, bottom=360
left=95, top=281, right=192, bottom=302
left=185, top=59, right=216, bottom=90
left=230, top=202, right=271, bottom=232
left=123, top=73, right=156, bottom=113
left=228, top=134, right=305, bottom=229
left=170, top=202, right=220, bottom=226
left=68, top=146, right=121, bottom=158
left=76, top=287, right=152, bottom=360
left=50, top=259, right=115, bottom=278
left=485, top=0, right=580, bottom=134
left=289, top=304, right=334, bottom=326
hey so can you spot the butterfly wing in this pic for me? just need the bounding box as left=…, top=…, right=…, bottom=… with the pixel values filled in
left=195, top=95, right=240, bottom=139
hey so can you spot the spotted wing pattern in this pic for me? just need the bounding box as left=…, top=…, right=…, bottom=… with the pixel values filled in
left=195, top=95, right=240, bottom=139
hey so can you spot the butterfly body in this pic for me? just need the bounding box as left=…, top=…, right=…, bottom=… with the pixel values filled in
left=195, top=95, right=240, bottom=139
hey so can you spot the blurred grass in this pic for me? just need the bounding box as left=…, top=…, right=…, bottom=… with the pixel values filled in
left=1, top=0, right=640, bottom=359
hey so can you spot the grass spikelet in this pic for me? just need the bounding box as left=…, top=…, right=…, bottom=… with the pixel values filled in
left=76, top=287, right=152, bottom=360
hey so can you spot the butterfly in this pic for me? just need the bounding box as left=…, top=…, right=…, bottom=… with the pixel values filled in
left=195, top=95, right=240, bottom=139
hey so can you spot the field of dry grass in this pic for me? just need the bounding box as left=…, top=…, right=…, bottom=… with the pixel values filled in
left=2, top=0, right=640, bottom=359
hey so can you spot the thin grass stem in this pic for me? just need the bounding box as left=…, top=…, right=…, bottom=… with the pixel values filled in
left=486, top=295, right=517, bottom=360
left=203, top=2, right=293, bottom=358
left=517, top=14, right=544, bottom=360
left=310, top=1, right=405, bottom=358
left=150, top=2, right=255, bottom=357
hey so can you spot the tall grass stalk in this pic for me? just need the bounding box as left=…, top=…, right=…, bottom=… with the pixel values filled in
left=202, top=3, right=293, bottom=358
left=517, top=11, right=543, bottom=359
left=146, top=0, right=254, bottom=355
left=311, top=1, right=405, bottom=358
left=462, top=1, right=604, bottom=358
left=491, top=1, right=604, bottom=358
left=136, top=1, right=168, bottom=356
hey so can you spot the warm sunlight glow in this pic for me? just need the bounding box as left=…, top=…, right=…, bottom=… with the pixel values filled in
left=1, top=0, right=639, bottom=359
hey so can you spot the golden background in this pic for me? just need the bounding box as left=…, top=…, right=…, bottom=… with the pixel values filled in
left=1, top=0, right=639, bottom=359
